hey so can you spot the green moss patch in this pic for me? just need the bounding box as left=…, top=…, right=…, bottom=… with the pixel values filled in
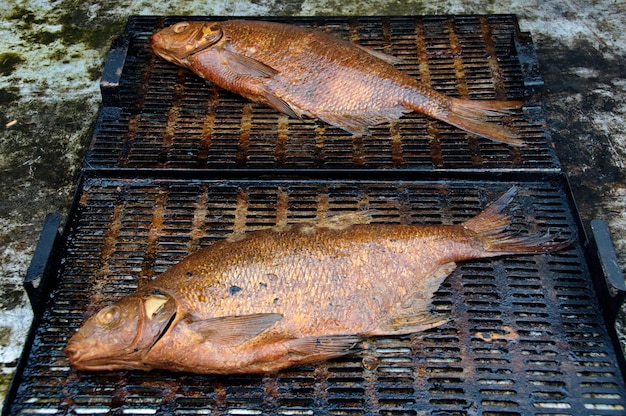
left=0, top=53, right=25, bottom=76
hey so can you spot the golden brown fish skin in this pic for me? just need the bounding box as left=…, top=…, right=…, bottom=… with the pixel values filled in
left=150, top=20, right=525, bottom=145
left=65, top=187, right=573, bottom=374
left=147, top=223, right=476, bottom=332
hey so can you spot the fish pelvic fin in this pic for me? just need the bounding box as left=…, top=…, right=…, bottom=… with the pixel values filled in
left=463, top=186, right=575, bottom=255
left=429, top=97, right=526, bottom=146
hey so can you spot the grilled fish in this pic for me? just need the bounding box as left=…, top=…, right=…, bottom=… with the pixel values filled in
left=65, top=187, right=571, bottom=374
left=150, top=20, right=525, bottom=145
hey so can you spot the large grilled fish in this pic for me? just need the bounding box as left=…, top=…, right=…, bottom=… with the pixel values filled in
left=65, top=187, right=572, bottom=374
left=150, top=20, right=525, bottom=145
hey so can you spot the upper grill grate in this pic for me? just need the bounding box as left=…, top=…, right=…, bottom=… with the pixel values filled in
left=86, top=15, right=559, bottom=173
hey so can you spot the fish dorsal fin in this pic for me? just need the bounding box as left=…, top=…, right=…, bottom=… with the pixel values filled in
left=187, top=313, right=282, bottom=346
left=286, top=334, right=362, bottom=357
left=226, top=211, right=375, bottom=241
left=292, top=211, right=375, bottom=235
left=218, top=49, right=278, bottom=78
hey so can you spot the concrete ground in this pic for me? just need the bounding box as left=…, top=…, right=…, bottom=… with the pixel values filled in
left=1, top=0, right=625, bottom=409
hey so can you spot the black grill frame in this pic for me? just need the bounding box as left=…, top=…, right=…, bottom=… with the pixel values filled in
left=3, top=15, right=626, bottom=416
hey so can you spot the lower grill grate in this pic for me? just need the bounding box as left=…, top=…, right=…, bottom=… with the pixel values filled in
left=7, top=178, right=625, bottom=415
left=87, top=15, right=559, bottom=172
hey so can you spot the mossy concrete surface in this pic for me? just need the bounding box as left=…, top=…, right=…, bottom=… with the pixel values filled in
left=1, top=1, right=624, bottom=410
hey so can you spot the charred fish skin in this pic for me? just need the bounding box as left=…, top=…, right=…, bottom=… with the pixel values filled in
left=65, top=187, right=573, bottom=374
left=150, top=20, right=525, bottom=146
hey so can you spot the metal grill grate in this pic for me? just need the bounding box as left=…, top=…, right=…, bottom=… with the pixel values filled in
left=86, top=15, right=559, bottom=172
left=7, top=179, right=626, bottom=415
left=5, top=15, right=625, bottom=416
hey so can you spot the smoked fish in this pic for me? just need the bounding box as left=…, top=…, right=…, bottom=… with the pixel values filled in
left=150, top=20, right=525, bottom=145
left=65, top=187, right=572, bottom=374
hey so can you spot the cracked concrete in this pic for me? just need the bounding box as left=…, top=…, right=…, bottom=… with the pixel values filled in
left=1, top=0, right=625, bottom=409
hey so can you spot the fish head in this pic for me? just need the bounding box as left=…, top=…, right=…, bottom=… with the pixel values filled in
left=150, top=21, right=223, bottom=65
left=64, top=291, right=177, bottom=371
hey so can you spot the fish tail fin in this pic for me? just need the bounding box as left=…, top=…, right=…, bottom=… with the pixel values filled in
left=432, top=97, right=526, bottom=146
left=463, top=186, right=575, bottom=255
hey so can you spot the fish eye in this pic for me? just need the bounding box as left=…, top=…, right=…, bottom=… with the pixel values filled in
left=96, top=305, right=120, bottom=326
left=173, top=22, right=189, bottom=34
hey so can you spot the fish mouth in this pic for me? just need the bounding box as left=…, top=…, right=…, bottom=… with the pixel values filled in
left=64, top=342, right=154, bottom=372
left=149, top=33, right=179, bottom=63
left=66, top=351, right=150, bottom=371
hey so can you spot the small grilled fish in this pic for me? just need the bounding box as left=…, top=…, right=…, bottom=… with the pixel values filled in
left=65, top=187, right=572, bottom=374
left=150, top=20, right=525, bottom=145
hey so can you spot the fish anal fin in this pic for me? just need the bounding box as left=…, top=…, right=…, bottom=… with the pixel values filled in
left=319, top=106, right=409, bottom=136
left=370, top=262, right=455, bottom=336
left=321, top=113, right=371, bottom=135
left=403, top=262, right=457, bottom=310
left=431, top=261, right=457, bottom=283
left=286, top=335, right=361, bottom=358
left=372, top=311, right=449, bottom=336
left=188, top=313, right=283, bottom=346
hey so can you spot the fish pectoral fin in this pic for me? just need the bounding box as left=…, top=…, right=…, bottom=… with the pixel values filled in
left=219, top=49, right=279, bottom=78
left=187, top=313, right=283, bottom=346
left=215, top=50, right=302, bottom=120
left=372, top=311, right=449, bottom=336
left=286, top=335, right=362, bottom=357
